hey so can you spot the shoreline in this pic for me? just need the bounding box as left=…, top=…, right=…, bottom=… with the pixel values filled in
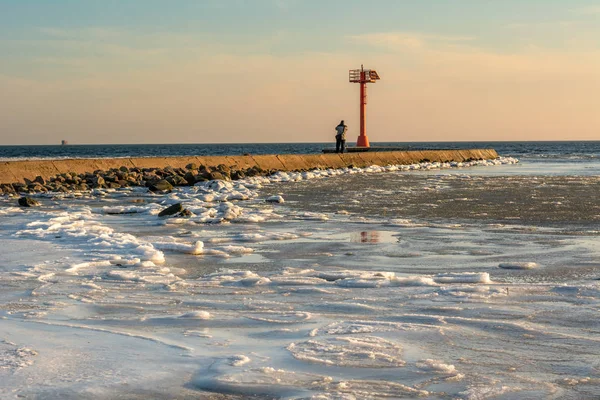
left=0, top=149, right=498, bottom=188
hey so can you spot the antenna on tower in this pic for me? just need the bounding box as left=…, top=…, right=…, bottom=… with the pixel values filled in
left=349, top=65, right=380, bottom=148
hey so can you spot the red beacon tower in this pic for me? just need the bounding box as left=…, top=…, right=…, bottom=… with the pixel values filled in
left=349, top=65, right=380, bottom=148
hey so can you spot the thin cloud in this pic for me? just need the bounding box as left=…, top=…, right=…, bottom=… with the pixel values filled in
left=348, top=32, right=476, bottom=50
left=38, top=26, right=124, bottom=40
left=571, top=5, right=600, bottom=15
left=504, top=20, right=579, bottom=29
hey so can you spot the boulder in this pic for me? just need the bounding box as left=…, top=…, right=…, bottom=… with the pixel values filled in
left=0, top=184, right=16, bottom=195
left=266, top=195, right=285, bottom=203
left=149, top=179, right=173, bottom=193
left=231, top=170, right=245, bottom=180
left=92, top=175, right=105, bottom=187
left=207, top=171, right=227, bottom=181
left=18, top=197, right=41, bottom=207
left=166, top=175, right=188, bottom=186
left=183, top=171, right=197, bottom=185
left=13, top=183, right=27, bottom=193
left=103, top=174, right=117, bottom=183
left=176, top=209, right=193, bottom=217
left=158, top=203, right=184, bottom=217
left=185, top=163, right=198, bottom=170
left=29, top=184, right=46, bottom=192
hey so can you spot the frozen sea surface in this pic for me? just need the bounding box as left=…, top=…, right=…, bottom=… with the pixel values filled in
left=1, top=157, right=600, bottom=399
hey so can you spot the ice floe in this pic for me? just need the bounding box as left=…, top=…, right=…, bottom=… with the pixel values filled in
left=287, top=336, right=406, bottom=368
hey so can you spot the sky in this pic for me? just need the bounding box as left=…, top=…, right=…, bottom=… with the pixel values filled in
left=1, top=0, right=599, bottom=145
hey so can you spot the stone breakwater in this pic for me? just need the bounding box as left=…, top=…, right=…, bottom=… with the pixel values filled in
left=0, top=149, right=498, bottom=195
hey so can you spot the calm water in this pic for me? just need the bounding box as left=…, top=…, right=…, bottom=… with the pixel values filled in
left=2, top=141, right=600, bottom=163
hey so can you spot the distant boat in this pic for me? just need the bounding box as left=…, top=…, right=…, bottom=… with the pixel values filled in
left=61, top=140, right=68, bottom=145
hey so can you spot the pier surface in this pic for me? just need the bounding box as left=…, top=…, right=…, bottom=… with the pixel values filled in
left=322, top=146, right=411, bottom=153
left=0, top=149, right=498, bottom=184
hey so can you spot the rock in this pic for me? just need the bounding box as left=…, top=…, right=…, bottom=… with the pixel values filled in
left=149, top=179, right=173, bottom=193
left=29, top=184, right=46, bottom=192
left=103, top=174, right=117, bottom=183
left=158, top=203, right=184, bottom=217
left=266, top=195, right=285, bottom=204
left=33, top=176, right=46, bottom=185
left=166, top=175, right=188, bottom=186
left=245, top=166, right=263, bottom=177
left=176, top=209, right=193, bottom=217
left=185, top=163, right=198, bottom=170
left=92, top=175, right=105, bottom=187
left=231, top=170, right=245, bottom=180
left=18, top=197, right=40, bottom=207
left=183, top=171, right=197, bottom=185
left=0, top=184, right=16, bottom=195
left=119, top=166, right=129, bottom=172
left=163, top=167, right=176, bottom=176
left=13, top=183, right=27, bottom=193
left=207, top=171, right=227, bottom=181
left=143, top=172, right=159, bottom=183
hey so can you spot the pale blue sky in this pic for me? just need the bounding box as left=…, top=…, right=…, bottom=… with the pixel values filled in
left=1, top=1, right=599, bottom=144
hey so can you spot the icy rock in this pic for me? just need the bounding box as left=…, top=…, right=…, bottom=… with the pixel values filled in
left=18, top=197, right=40, bottom=207
left=266, top=195, right=285, bottom=203
left=498, top=262, right=539, bottom=270
left=158, top=203, right=184, bottom=217
left=148, top=179, right=173, bottom=193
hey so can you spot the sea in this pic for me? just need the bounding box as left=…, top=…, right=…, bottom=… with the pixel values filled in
left=1, top=141, right=599, bottom=399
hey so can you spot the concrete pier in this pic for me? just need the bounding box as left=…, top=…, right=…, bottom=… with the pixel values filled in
left=0, top=149, right=498, bottom=185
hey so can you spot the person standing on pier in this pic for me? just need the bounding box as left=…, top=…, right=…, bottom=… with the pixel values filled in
left=335, top=120, right=348, bottom=153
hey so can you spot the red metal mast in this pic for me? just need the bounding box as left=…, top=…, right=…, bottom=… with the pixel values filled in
left=349, top=65, right=380, bottom=148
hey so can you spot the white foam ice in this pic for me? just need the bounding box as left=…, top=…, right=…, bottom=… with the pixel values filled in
left=415, top=359, right=458, bottom=375
left=317, top=321, right=407, bottom=336
left=287, top=336, right=406, bottom=368
left=233, top=232, right=300, bottom=242
left=101, top=204, right=160, bottom=214
left=16, top=209, right=167, bottom=265
left=179, top=311, right=211, bottom=319
left=154, top=240, right=204, bottom=255
left=0, top=340, right=38, bottom=372
left=434, top=272, right=492, bottom=284
left=190, top=268, right=495, bottom=293
left=0, top=206, right=24, bottom=215
left=215, top=245, right=254, bottom=254
left=228, top=355, right=251, bottom=366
